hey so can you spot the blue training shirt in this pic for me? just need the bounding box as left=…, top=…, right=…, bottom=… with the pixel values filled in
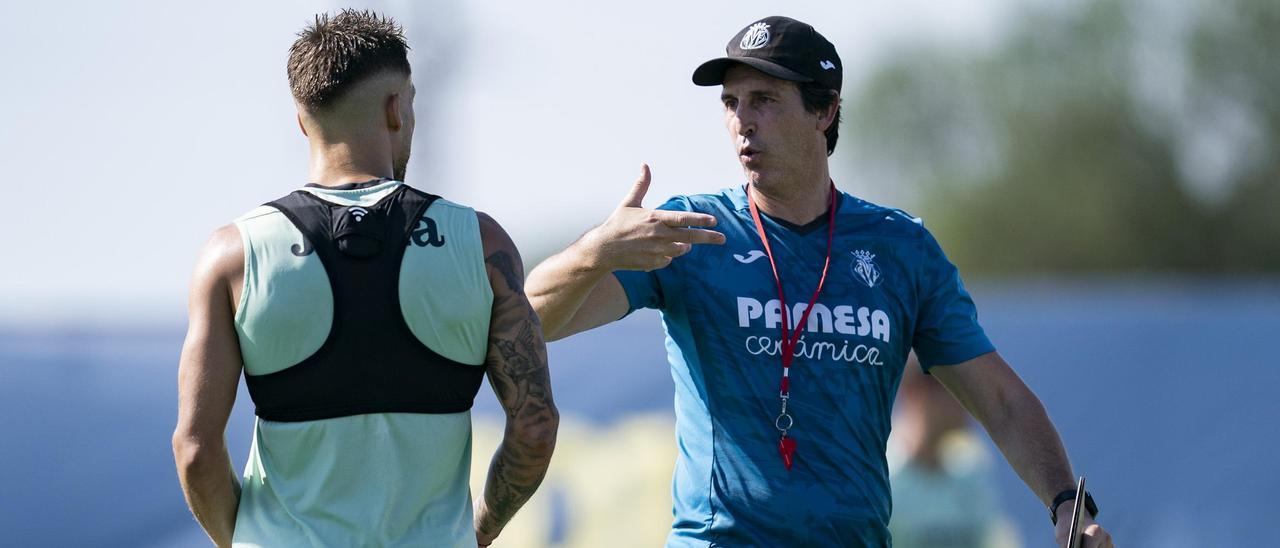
left=614, top=186, right=994, bottom=547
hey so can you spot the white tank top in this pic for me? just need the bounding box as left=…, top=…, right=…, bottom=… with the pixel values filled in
left=229, top=180, right=491, bottom=547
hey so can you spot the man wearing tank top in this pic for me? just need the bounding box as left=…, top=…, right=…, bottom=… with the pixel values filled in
left=172, top=10, right=558, bottom=547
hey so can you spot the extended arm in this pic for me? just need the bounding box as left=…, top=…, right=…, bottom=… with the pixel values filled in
left=525, top=165, right=725, bottom=340
left=931, top=351, right=1113, bottom=547
left=172, top=225, right=245, bottom=548
left=523, top=237, right=628, bottom=341
left=473, top=213, right=560, bottom=546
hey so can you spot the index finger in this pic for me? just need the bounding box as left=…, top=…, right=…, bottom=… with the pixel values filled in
left=654, top=210, right=717, bottom=228
left=668, top=227, right=727, bottom=245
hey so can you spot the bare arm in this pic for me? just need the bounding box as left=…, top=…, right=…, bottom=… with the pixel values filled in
left=525, top=165, right=725, bottom=340
left=473, top=213, right=560, bottom=546
left=172, top=225, right=245, bottom=548
left=931, top=351, right=1113, bottom=548
left=524, top=238, right=629, bottom=341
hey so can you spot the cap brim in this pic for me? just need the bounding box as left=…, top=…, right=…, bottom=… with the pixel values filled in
left=691, top=57, right=814, bottom=86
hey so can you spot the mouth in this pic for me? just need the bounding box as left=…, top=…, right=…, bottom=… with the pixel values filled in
left=738, top=146, right=760, bottom=164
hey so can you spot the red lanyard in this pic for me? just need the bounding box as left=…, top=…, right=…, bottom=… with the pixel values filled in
left=747, top=183, right=838, bottom=471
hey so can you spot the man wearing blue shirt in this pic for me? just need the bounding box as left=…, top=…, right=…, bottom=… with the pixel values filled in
left=526, top=16, right=1112, bottom=548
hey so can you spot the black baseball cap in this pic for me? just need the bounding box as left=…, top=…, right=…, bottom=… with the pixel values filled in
left=692, top=16, right=842, bottom=91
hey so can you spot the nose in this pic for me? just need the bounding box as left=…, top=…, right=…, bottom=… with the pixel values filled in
left=730, top=105, right=755, bottom=138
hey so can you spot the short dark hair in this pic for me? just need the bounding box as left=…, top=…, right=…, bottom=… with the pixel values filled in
left=287, top=9, right=411, bottom=111
left=799, top=82, right=841, bottom=156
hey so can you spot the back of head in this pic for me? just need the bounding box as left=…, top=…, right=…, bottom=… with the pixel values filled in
left=287, top=9, right=410, bottom=114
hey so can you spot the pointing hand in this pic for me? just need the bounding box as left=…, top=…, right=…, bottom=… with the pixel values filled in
left=585, top=164, right=726, bottom=272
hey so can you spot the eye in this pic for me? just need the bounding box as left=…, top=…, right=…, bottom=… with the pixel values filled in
left=723, top=98, right=738, bottom=109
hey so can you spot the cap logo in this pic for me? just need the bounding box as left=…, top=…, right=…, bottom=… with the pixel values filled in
left=740, top=22, right=771, bottom=50
left=820, top=60, right=836, bottom=70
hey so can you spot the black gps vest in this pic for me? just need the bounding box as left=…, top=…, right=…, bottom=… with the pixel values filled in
left=244, top=185, right=488, bottom=422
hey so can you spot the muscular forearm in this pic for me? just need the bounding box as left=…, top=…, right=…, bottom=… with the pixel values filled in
left=935, top=355, right=1111, bottom=546
left=979, top=387, right=1076, bottom=504
left=474, top=421, right=558, bottom=543
left=525, top=236, right=608, bottom=340
left=173, top=439, right=241, bottom=547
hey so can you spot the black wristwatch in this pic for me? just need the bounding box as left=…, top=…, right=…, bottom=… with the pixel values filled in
left=1049, top=489, right=1098, bottom=525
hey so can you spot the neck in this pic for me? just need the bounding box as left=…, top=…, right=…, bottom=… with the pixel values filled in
left=308, top=139, right=395, bottom=187
left=748, top=167, right=833, bottom=226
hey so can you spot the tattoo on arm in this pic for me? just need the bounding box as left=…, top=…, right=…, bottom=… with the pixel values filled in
left=476, top=246, right=559, bottom=539
left=485, top=249, right=525, bottom=297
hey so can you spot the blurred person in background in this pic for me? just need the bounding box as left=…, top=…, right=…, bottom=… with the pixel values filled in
left=171, top=10, right=557, bottom=547
left=888, top=355, right=1016, bottom=548
left=527, top=15, right=1111, bottom=548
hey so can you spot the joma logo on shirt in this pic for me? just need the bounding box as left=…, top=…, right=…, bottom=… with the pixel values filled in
left=737, top=297, right=891, bottom=343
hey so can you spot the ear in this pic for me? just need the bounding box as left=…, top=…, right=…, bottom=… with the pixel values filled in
left=816, top=95, right=840, bottom=133
left=296, top=112, right=308, bottom=137
left=385, top=93, right=403, bottom=132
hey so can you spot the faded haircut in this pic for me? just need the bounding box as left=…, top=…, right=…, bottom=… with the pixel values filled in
left=287, top=9, right=411, bottom=111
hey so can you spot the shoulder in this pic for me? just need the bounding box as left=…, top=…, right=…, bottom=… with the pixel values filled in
left=475, top=211, right=520, bottom=262
left=420, top=196, right=483, bottom=240
left=425, top=196, right=476, bottom=216
left=234, top=204, right=284, bottom=224
left=475, top=212, right=526, bottom=293
left=839, top=193, right=934, bottom=241
left=193, top=223, right=244, bottom=290
left=657, top=187, right=747, bottom=216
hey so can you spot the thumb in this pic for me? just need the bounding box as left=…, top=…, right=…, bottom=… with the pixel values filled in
left=619, top=164, right=651, bottom=208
